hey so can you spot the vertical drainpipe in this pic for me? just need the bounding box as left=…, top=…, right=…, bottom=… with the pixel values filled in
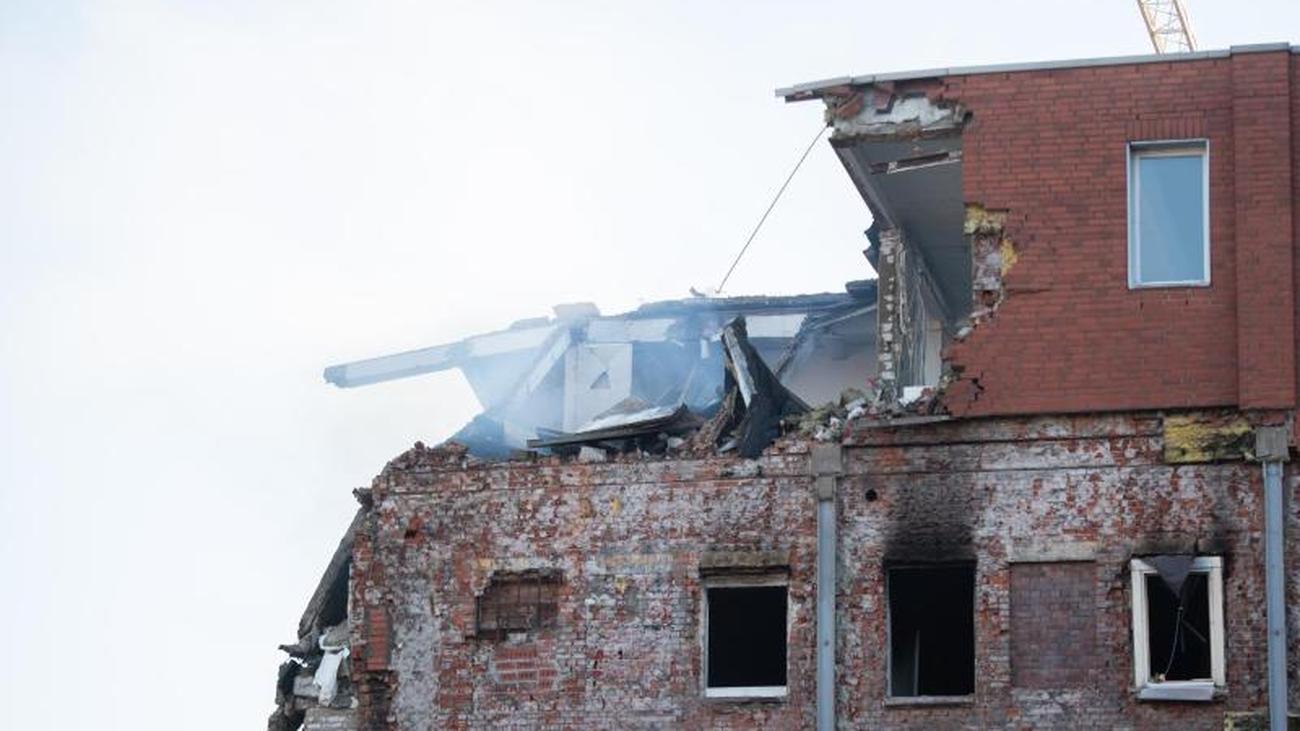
left=811, top=443, right=843, bottom=731
left=1257, top=425, right=1290, bottom=731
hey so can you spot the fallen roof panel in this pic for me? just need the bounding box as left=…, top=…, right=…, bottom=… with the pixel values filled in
left=324, top=285, right=877, bottom=389
left=324, top=324, right=556, bottom=388
left=526, top=404, right=700, bottom=449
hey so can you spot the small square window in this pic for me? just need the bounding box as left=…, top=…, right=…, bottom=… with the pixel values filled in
left=703, top=577, right=788, bottom=699
left=475, top=571, right=561, bottom=639
left=887, top=564, right=975, bottom=698
left=1128, top=141, right=1210, bottom=287
left=1130, top=556, right=1225, bottom=701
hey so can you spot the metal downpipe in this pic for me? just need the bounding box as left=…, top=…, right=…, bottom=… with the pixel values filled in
left=812, top=444, right=842, bottom=731
left=817, top=497, right=836, bottom=731
left=1263, top=458, right=1288, bottom=731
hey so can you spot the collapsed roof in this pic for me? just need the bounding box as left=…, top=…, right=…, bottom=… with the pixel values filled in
left=325, top=283, right=878, bottom=457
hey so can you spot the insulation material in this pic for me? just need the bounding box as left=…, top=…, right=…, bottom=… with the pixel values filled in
left=314, top=626, right=351, bottom=706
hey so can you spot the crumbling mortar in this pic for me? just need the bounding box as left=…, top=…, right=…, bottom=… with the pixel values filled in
left=371, top=443, right=818, bottom=493
left=342, top=409, right=1292, bottom=729
left=929, top=203, right=1020, bottom=418
left=822, top=81, right=966, bottom=140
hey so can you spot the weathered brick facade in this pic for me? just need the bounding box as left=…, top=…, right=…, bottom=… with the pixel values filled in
left=1009, top=562, right=1098, bottom=690
left=351, top=443, right=819, bottom=729
left=346, top=412, right=1300, bottom=729
left=274, top=46, right=1300, bottom=731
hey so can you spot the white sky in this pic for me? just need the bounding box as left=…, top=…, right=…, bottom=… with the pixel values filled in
left=1, top=2, right=1296, bottom=728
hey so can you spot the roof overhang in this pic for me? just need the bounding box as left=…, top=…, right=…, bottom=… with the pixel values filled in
left=833, top=133, right=967, bottom=319
left=775, top=44, right=1295, bottom=102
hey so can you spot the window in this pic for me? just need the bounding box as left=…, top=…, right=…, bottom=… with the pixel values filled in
left=1130, top=556, right=1225, bottom=700
left=475, top=570, right=561, bottom=639
left=1128, top=140, right=1209, bottom=287
left=703, top=575, right=788, bottom=698
left=887, top=564, right=975, bottom=698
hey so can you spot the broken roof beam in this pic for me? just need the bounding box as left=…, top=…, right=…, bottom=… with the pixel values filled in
left=294, top=506, right=366, bottom=642
left=489, top=326, right=572, bottom=418
left=323, top=324, right=557, bottom=388
left=585, top=318, right=678, bottom=343
left=526, top=404, right=699, bottom=449
left=722, top=324, right=758, bottom=407
left=722, top=316, right=809, bottom=457
left=322, top=291, right=869, bottom=390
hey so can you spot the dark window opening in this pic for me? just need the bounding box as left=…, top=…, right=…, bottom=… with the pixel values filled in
left=889, top=565, right=975, bottom=697
left=706, top=585, right=787, bottom=689
left=1145, top=572, right=1211, bottom=681
left=476, top=571, right=560, bottom=639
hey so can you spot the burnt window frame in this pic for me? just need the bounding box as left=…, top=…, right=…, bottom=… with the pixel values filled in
left=700, top=571, right=790, bottom=700
left=884, top=562, right=977, bottom=703
left=474, top=570, right=562, bottom=640
left=1129, top=556, right=1225, bottom=700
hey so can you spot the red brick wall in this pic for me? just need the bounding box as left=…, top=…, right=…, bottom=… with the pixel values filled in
left=942, top=50, right=1297, bottom=418
left=1292, top=54, right=1300, bottom=437
left=1233, top=51, right=1296, bottom=409
left=1009, top=562, right=1098, bottom=689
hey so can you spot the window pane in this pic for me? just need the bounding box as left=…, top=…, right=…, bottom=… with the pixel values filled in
left=888, top=565, right=975, bottom=696
left=1144, top=573, right=1212, bottom=681
left=1134, top=152, right=1205, bottom=284
left=706, top=586, right=787, bottom=688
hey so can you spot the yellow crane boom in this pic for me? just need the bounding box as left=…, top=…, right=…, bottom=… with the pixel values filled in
left=1136, top=0, right=1197, bottom=53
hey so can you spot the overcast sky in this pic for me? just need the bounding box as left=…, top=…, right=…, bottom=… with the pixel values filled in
left=2, top=2, right=1297, bottom=728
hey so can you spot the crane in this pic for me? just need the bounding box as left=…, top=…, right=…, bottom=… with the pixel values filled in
left=1135, top=0, right=1197, bottom=53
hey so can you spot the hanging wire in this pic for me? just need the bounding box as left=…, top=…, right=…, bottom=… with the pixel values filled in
left=715, top=124, right=829, bottom=294
left=1161, top=604, right=1185, bottom=677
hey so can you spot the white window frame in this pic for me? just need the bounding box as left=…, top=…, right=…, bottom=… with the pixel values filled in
left=1127, top=139, right=1211, bottom=289
left=1129, top=556, right=1225, bottom=701
left=701, top=573, right=789, bottom=700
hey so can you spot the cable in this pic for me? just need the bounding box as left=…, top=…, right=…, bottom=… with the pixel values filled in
left=1161, top=604, right=1185, bottom=677
left=715, top=124, right=828, bottom=294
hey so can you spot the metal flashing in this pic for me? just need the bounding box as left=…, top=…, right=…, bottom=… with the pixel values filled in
left=773, top=45, right=1296, bottom=100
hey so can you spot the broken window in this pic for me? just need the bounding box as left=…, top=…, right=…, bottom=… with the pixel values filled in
left=475, top=570, right=561, bottom=639
left=703, top=576, right=788, bottom=698
left=1128, top=141, right=1209, bottom=287
left=888, top=564, right=975, bottom=698
left=1129, top=556, right=1225, bottom=700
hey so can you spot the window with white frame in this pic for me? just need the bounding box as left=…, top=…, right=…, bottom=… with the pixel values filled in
left=1127, top=140, right=1210, bottom=287
left=1130, top=556, right=1225, bottom=701
left=702, top=573, right=788, bottom=699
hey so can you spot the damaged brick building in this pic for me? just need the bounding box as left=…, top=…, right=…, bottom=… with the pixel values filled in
left=272, top=45, right=1300, bottom=730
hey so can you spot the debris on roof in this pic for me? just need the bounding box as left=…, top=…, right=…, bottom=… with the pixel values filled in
left=720, top=317, right=809, bottom=458
left=325, top=283, right=880, bottom=459
left=527, top=401, right=702, bottom=454
left=524, top=315, right=815, bottom=459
